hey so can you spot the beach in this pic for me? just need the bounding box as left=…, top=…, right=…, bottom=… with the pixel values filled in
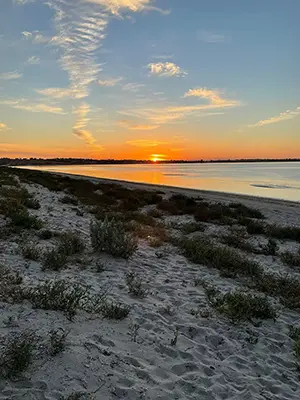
left=1, top=167, right=300, bottom=400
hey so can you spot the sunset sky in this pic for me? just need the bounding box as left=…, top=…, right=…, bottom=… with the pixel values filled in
left=0, top=0, right=299, bottom=160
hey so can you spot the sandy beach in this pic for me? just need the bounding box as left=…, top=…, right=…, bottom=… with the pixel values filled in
left=1, top=167, right=300, bottom=400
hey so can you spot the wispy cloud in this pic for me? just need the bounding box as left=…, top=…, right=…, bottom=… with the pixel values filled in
left=36, top=87, right=84, bottom=99
left=151, top=54, right=173, bottom=60
left=148, top=62, right=186, bottom=77
left=119, top=119, right=159, bottom=130
left=122, top=82, right=145, bottom=92
left=184, top=87, right=238, bottom=106
left=120, top=96, right=240, bottom=125
left=197, top=30, right=225, bottom=43
left=73, top=103, right=97, bottom=145
left=246, top=106, right=300, bottom=128
left=98, top=77, right=123, bottom=86
left=27, top=56, right=40, bottom=65
left=0, top=98, right=65, bottom=114
left=126, top=139, right=168, bottom=147
left=0, top=122, right=8, bottom=131
left=0, top=71, right=22, bottom=80
left=85, top=0, right=169, bottom=15
left=22, top=30, right=50, bottom=44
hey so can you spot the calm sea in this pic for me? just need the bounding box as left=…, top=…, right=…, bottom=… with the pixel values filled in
left=21, top=162, right=300, bottom=202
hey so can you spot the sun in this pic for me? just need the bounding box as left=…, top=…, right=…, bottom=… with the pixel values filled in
left=150, top=154, right=166, bottom=163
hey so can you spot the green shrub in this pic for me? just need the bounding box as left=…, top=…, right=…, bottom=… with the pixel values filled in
left=42, top=248, right=68, bottom=271
left=281, top=249, right=300, bottom=268
left=0, top=330, right=37, bottom=378
left=182, top=237, right=262, bottom=278
left=206, top=288, right=276, bottom=322
left=29, top=279, right=88, bottom=320
left=0, top=265, right=24, bottom=303
left=49, top=328, right=69, bottom=356
left=19, top=242, right=40, bottom=261
left=180, top=222, right=205, bottom=234
left=24, top=197, right=41, bottom=210
left=262, top=238, right=278, bottom=255
left=58, top=231, right=85, bottom=256
left=60, top=195, right=79, bottom=205
left=90, top=218, right=137, bottom=259
left=229, top=203, right=265, bottom=219
left=38, top=229, right=54, bottom=240
left=238, top=218, right=266, bottom=235
left=10, top=209, right=43, bottom=230
left=125, top=271, right=148, bottom=298
left=267, top=225, right=300, bottom=242
left=100, top=300, right=130, bottom=320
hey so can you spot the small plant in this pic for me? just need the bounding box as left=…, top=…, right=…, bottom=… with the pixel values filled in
left=24, top=197, right=41, bottom=210
left=289, top=326, right=300, bottom=369
left=125, top=271, right=148, bottom=298
left=238, top=218, right=266, bottom=235
left=221, top=231, right=255, bottom=253
left=205, top=287, right=277, bottom=322
left=38, top=229, right=53, bottom=240
left=0, top=330, right=37, bottom=378
left=42, top=247, right=68, bottom=271
left=49, top=328, right=69, bottom=356
left=100, top=300, right=130, bottom=320
left=60, top=195, right=79, bottom=205
left=58, top=231, right=85, bottom=256
left=281, top=249, right=300, bottom=268
left=129, top=322, right=140, bottom=342
left=29, top=279, right=88, bottom=320
left=262, top=238, right=278, bottom=256
left=95, top=260, right=106, bottom=273
left=170, top=327, right=179, bottom=346
left=19, top=242, right=40, bottom=261
left=90, top=218, right=137, bottom=259
left=180, top=222, right=205, bottom=234
left=0, top=265, right=24, bottom=303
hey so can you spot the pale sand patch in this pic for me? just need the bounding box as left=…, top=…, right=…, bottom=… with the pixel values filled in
left=0, top=170, right=300, bottom=399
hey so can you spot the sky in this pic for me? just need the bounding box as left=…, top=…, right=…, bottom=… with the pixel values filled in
left=0, top=0, right=299, bottom=161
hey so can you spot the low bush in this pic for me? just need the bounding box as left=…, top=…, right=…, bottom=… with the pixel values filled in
left=229, top=203, right=265, bottom=219
left=90, top=218, right=137, bottom=259
left=238, top=218, right=266, bottom=235
left=58, top=231, right=85, bottom=256
left=206, top=287, right=276, bottom=322
left=267, top=225, right=300, bottom=242
left=125, top=271, right=148, bottom=298
left=221, top=231, right=256, bottom=253
left=29, top=279, right=88, bottom=320
left=49, top=328, right=69, bottom=356
left=0, top=265, right=24, bottom=303
left=281, top=249, right=300, bottom=268
left=0, top=330, right=37, bottom=378
left=10, top=209, right=43, bottom=230
left=19, top=242, right=40, bottom=261
left=181, top=237, right=262, bottom=278
left=60, top=195, right=79, bottom=206
left=38, top=229, right=54, bottom=240
left=42, top=247, right=68, bottom=271
left=180, top=222, right=206, bottom=234
left=24, top=197, right=41, bottom=210
left=100, top=300, right=130, bottom=320
left=262, top=238, right=278, bottom=255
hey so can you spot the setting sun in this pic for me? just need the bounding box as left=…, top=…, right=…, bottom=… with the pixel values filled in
left=150, top=154, right=166, bottom=163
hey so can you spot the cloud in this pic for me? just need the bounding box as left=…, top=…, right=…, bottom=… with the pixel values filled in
left=122, top=82, right=145, bottom=92
left=0, top=122, right=7, bottom=131
left=98, top=77, right=123, bottom=86
left=197, top=30, right=225, bottom=43
left=184, top=87, right=238, bottom=107
left=119, top=119, right=159, bottom=130
left=73, top=103, right=97, bottom=145
left=148, top=62, right=186, bottom=77
left=27, top=56, right=40, bottom=65
left=22, top=30, right=50, bottom=44
left=246, top=106, right=300, bottom=128
left=126, top=139, right=168, bottom=147
left=120, top=100, right=240, bottom=125
left=151, top=54, right=173, bottom=60
left=85, top=0, right=168, bottom=15
left=36, top=87, right=84, bottom=99
left=0, top=98, right=65, bottom=114
left=0, top=71, right=22, bottom=80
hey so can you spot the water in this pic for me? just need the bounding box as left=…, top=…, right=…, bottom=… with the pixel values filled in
left=21, top=162, right=300, bottom=202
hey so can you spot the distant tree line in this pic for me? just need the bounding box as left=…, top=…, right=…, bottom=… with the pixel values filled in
left=0, top=157, right=299, bottom=166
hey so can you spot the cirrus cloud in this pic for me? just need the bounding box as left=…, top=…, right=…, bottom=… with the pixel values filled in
left=184, top=87, right=238, bottom=106
left=119, top=119, right=159, bottom=130
left=126, top=139, right=168, bottom=147
left=246, top=106, right=300, bottom=128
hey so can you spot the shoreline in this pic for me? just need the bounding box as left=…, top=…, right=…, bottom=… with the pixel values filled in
left=13, top=167, right=300, bottom=210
